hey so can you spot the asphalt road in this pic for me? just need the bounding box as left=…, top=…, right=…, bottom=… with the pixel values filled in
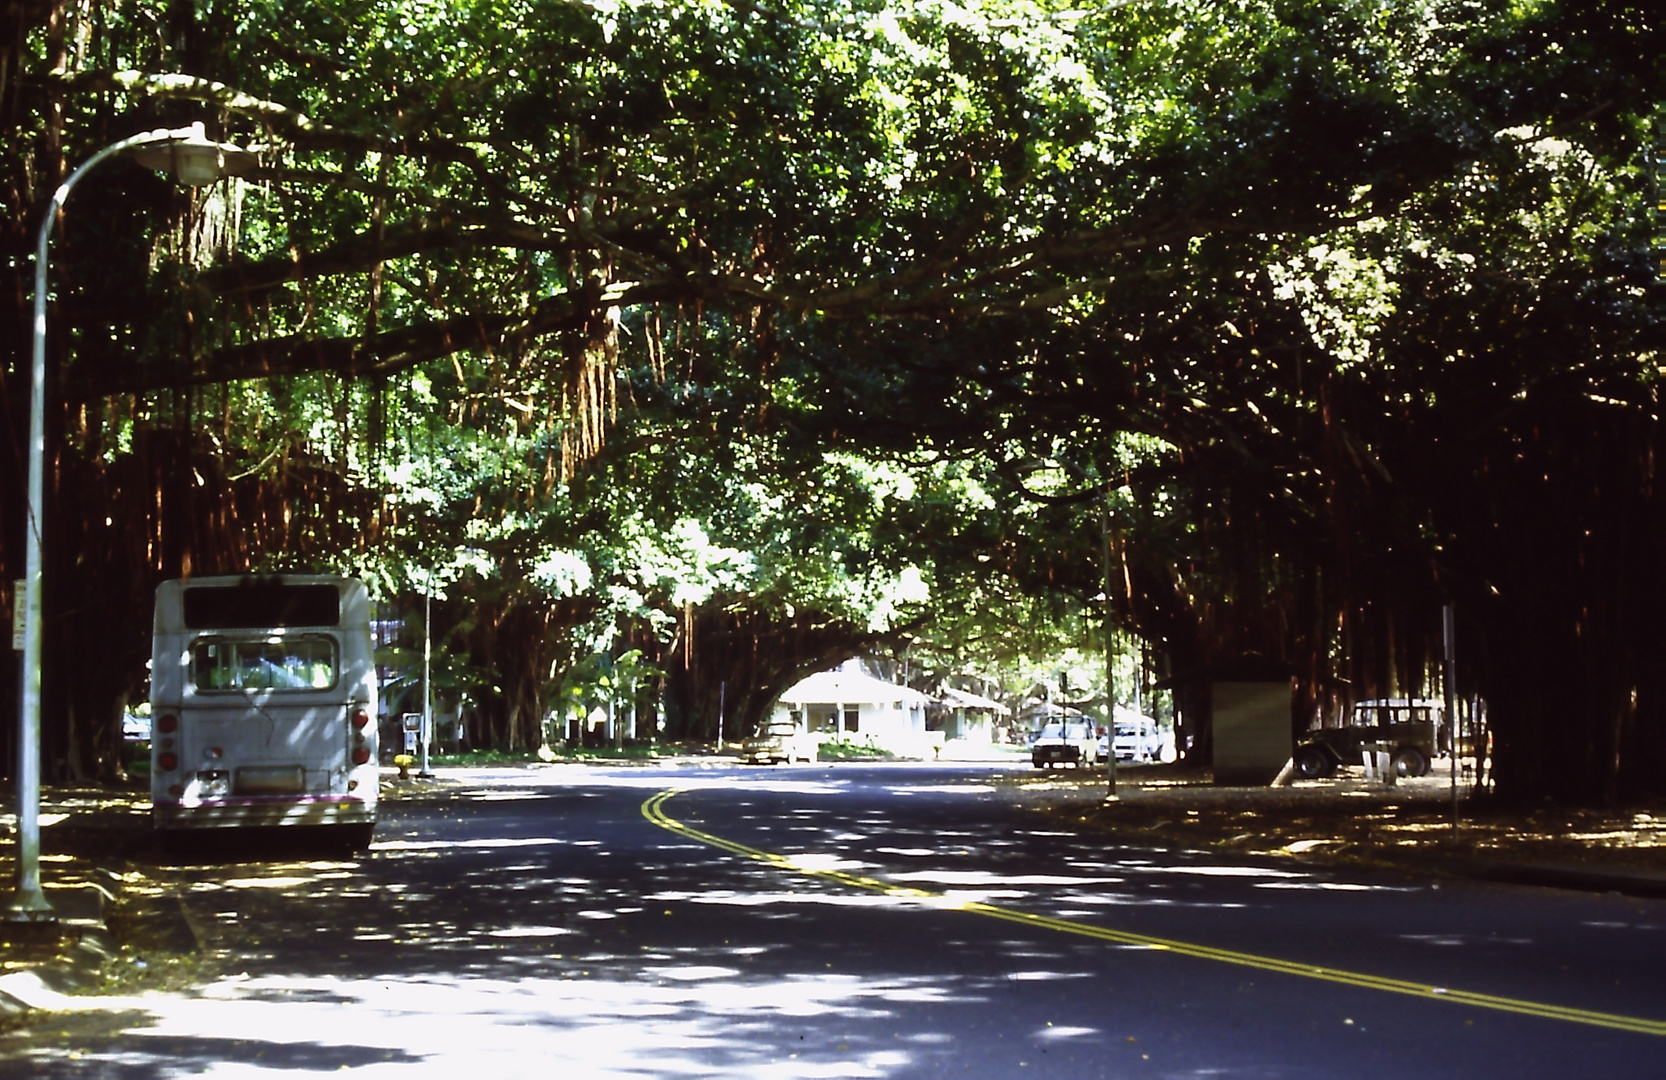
left=1, top=761, right=1661, bottom=1078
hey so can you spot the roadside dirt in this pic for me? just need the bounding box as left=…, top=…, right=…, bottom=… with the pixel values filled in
left=1006, top=761, right=1665, bottom=876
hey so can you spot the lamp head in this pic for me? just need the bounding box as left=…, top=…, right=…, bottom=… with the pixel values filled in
left=129, top=122, right=256, bottom=185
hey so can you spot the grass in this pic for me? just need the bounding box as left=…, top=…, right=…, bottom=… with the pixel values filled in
left=815, top=741, right=897, bottom=761
left=423, top=744, right=661, bottom=767
left=420, top=740, right=902, bottom=766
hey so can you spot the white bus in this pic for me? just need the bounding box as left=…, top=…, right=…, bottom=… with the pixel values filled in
left=150, top=574, right=378, bottom=848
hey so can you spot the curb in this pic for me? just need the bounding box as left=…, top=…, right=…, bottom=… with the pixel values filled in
left=1461, top=861, right=1666, bottom=900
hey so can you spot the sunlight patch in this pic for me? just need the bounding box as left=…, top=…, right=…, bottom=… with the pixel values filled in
left=1399, top=933, right=1469, bottom=946
left=487, top=927, right=577, bottom=938
left=223, top=876, right=314, bottom=890
left=1035, top=1024, right=1098, bottom=1039
left=1255, top=881, right=1384, bottom=892
left=886, top=785, right=996, bottom=794
left=891, top=870, right=1121, bottom=887
left=650, top=966, right=741, bottom=981
left=371, top=838, right=567, bottom=852
left=70, top=968, right=972, bottom=1076
left=783, top=853, right=870, bottom=873
left=645, top=889, right=926, bottom=911
left=1135, top=864, right=1306, bottom=879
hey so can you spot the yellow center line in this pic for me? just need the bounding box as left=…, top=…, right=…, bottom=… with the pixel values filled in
left=641, top=787, right=1666, bottom=1038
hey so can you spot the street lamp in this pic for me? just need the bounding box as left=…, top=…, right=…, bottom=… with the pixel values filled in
left=7, top=122, right=254, bottom=921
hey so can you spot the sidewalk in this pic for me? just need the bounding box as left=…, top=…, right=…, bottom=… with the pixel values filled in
left=0, top=784, right=149, bottom=1019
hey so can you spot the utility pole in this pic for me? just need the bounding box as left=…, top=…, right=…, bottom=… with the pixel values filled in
left=418, top=592, right=434, bottom=779
left=1102, top=491, right=1118, bottom=799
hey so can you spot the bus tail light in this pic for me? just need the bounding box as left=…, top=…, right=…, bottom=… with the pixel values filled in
left=158, top=752, right=179, bottom=771
left=157, top=713, right=179, bottom=734
left=350, top=708, right=372, bottom=768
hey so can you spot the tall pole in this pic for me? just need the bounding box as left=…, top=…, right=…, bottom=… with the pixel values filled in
left=419, top=592, right=433, bottom=778
left=9, top=124, right=252, bottom=922
left=1102, top=492, right=1118, bottom=799
left=1443, top=604, right=1458, bottom=834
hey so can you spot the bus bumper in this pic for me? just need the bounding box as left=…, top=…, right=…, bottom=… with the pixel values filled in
left=153, top=795, right=375, bottom=831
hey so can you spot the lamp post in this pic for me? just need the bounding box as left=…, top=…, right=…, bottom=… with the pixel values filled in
left=1101, top=491, right=1118, bottom=799
left=8, top=123, right=253, bottom=921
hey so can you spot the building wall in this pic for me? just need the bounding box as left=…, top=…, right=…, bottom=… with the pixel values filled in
left=773, top=698, right=931, bottom=752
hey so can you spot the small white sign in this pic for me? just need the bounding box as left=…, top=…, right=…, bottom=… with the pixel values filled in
left=10, top=579, right=23, bottom=652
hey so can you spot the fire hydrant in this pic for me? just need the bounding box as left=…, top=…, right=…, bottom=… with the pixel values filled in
left=393, top=754, right=415, bottom=780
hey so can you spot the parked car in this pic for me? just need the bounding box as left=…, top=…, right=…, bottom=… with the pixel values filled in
left=1111, top=716, right=1166, bottom=762
left=121, top=711, right=152, bottom=741
left=1031, top=717, right=1099, bottom=769
left=742, top=719, right=819, bottom=765
left=1293, top=698, right=1442, bottom=779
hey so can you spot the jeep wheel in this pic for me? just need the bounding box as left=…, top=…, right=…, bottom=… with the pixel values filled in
left=1292, top=744, right=1335, bottom=780
left=1392, top=746, right=1430, bottom=777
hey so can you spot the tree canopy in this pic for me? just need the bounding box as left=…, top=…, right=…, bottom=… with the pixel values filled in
left=0, top=0, right=1661, bottom=801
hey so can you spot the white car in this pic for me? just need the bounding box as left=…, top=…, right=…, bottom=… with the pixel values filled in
left=1113, top=718, right=1164, bottom=761
left=1098, top=714, right=1173, bottom=762
left=1031, top=718, right=1099, bottom=769
left=742, top=720, right=819, bottom=765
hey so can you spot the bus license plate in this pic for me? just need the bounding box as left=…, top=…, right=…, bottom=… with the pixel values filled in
left=234, top=765, right=307, bottom=795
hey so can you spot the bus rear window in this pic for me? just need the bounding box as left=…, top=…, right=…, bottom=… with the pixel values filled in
left=183, top=583, right=340, bottom=629
left=192, top=637, right=338, bottom=692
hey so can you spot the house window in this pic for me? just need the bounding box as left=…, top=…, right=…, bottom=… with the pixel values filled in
left=844, top=707, right=859, bottom=732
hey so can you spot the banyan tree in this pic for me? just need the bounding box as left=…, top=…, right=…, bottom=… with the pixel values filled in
left=0, top=1, right=1659, bottom=801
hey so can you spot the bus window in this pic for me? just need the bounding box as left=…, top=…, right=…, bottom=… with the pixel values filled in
left=191, top=636, right=338, bottom=692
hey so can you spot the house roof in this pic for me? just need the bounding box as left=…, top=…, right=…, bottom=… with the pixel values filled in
left=779, top=668, right=934, bottom=706
left=938, top=687, right=1011, bottom=715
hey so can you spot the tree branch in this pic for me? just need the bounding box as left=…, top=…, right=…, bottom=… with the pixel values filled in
left=60, top=290, right=596, bottom=399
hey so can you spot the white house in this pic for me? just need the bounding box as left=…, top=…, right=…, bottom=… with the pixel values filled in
left=773, top=661, right=935, bottom=756
left=931, top=686, right=1008, bottom=745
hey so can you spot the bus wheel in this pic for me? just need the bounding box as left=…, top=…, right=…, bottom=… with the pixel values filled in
left=158, top=830, right=191, bottom=861
left=336, top=824, right=376, bottom=854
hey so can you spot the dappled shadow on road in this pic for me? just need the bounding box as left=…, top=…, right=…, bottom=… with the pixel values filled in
left=0, top=769, right=1144, bottom=1077
left=2, top=765, right=1640, bottom=1078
